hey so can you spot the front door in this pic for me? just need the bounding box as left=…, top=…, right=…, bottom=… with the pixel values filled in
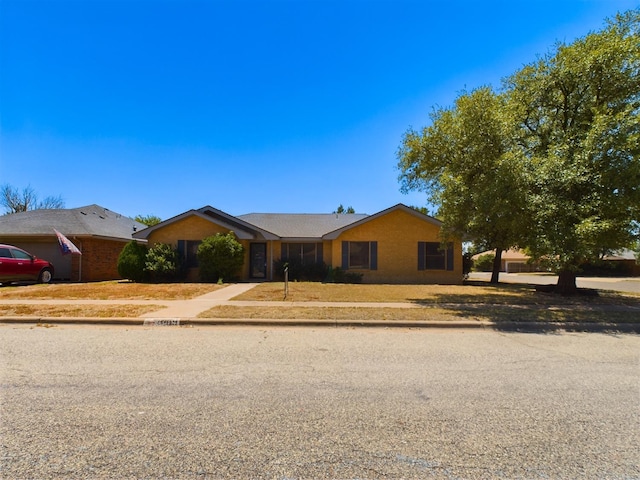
left=250, top=243, right=267, bottom=279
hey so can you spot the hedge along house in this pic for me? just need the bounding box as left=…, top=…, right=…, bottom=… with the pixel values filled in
left=0, top=205, right=147, bottom=282
left=133, top=203, right=463, bottom=284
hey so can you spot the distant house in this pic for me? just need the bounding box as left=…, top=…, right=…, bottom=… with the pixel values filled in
left=133, top=203, right=463, bottom=284
left=473, top=248, right=640, bottom=276
left=591, top=249, right=640, bottom=277
left=0, top=205, right=146, bottom=282
left=472, top=249, right=541, bottom=273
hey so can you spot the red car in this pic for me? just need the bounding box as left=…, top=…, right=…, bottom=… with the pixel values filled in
left=0, top=244, right=54, bottom=285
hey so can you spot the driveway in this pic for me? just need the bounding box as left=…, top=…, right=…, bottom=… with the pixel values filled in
left=1, top=326, right=638, bottom=479
left=469, top=272, right=640, bottom=293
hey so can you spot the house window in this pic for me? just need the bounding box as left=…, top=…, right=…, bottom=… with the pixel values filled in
left=418, top=242, right=454, bottom=271
left=178, top=240, right=201, bottom=268
left=281, top=243, right=323, bottom=264
left=342, top=241, right=377, bottom=270
left=349, top=242, right=370, bottom=269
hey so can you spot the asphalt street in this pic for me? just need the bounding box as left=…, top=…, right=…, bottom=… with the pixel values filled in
left=1, top=325, right=638, bottom=479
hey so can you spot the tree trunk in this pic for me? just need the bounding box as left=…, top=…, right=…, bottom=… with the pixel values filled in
left=490, top=248, right=503, bottom=284
left=555, top=269, right=578, bottom=294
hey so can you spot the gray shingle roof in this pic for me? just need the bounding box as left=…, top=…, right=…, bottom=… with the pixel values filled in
left=0, top=204, right=145, bottom=240
left=237, top=213, right=369, bottom=239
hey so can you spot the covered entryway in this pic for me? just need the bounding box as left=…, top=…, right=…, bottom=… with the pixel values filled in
left=250, top=243, right=267, bottom=279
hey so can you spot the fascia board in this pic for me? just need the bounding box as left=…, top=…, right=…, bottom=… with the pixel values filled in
left=279, top=237, right=324, bottom=242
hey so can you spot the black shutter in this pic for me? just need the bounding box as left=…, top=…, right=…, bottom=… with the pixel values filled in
left=446, top=243, right=454, bottom=271
left=317, top=242, right=323, bottom=264
left=342, top=241, right=349, bottom=269
left=418, top=242, right=425, bottom=270
left=177, top=240, right=186, bottom=262
left=370, top=241, right=377, bottom=270
left=281, top=243, right=287, bottom=260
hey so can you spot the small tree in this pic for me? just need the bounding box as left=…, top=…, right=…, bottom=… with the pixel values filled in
left=135, top=214, right=162, bottom=227
left=117, top=241, right=149, bottom=282
left=144, top=243, right=181, bottom=282
left=197, top=233, right=245, bottom=283
left=334, top=204, right=355, bottom=214
left=1, top=184, right=65, bottom=214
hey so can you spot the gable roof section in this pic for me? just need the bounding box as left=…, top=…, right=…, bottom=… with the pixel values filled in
left=0, top=204, right=145, bottom=241
left=237, top=213, right=368, bottom=240
left=133, top=206, right=278, bottom=241
left=322, top=204, right=442, bottom=240
left=133, top=203, right=443, bottom=242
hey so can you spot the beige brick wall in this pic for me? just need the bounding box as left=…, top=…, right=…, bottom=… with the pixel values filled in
left=330, top=209, right=462, bottom=284
left=147, top=216, right=232, bottom=246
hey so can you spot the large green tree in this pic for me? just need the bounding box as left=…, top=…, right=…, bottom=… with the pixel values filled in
left=505, top=9, right=640, bottom=292
left=397, top=86, right=528, bottom=283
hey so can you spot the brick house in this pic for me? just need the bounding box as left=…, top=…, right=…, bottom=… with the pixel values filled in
left=133, top=203, right=463, bottom=284
left=0, top=205, right=146, bottom=282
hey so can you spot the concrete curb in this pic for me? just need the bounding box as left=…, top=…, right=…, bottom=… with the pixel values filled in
left=1, top=316, right=638, bottom=332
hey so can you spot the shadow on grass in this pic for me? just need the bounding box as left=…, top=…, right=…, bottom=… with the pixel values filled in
left=408, top=282, right=538, bottom=306
left=411, top=281, right=640, bottom=334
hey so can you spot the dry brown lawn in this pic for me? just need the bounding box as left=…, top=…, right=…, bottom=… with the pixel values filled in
left=0, top=304, right=161, bottom=318
left=199, top=304, right=639, bottom=324
left=1, top=281, right=638, bottom=324
left=233, top=281, right=640, bottom=306
left=0, top=281, right=223, bottom=300
left=208, top=281, right=640, bottom=324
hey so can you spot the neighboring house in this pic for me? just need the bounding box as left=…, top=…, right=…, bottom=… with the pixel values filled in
left=0, top=205, right=146, bottom=281
left=473, top=248, right=640, bottom=276
left=595, top=249, right=640, bottom=276
left=133, top=203, right=463, bottom=284
left=472, top=249, right=541, bottom=273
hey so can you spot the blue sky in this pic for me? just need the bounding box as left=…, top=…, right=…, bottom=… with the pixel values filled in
left=1, top=0, right=635, bottom=220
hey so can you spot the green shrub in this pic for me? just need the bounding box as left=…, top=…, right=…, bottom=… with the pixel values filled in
left=144, top=243, right=182, bottom=282
left=197, top=233, right=244, bottom=282
left=274, top=258, right=328, bottom=282
left=117, top=241, right=149, bottom=282
left=326, top=266, right=363, bottom=284
left=473, top=253, right=495, bottom=272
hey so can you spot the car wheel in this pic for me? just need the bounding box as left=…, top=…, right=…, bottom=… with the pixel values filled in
left=39, top=268, right=53, bottom=284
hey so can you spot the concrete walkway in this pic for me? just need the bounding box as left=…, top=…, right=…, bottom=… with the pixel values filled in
left=140, top=282, right=261, bottom=319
